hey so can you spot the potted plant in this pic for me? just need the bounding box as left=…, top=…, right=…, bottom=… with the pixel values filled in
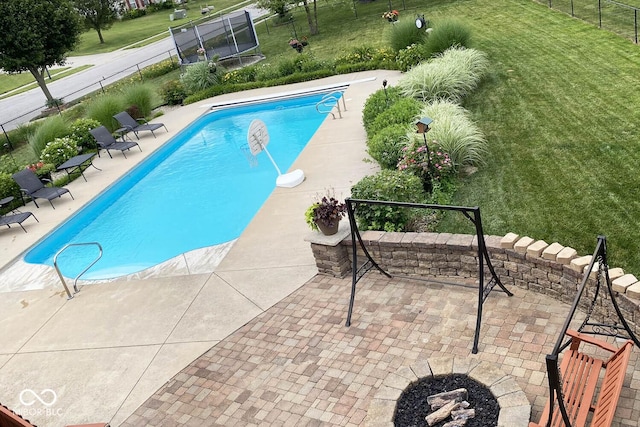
left=382, top=10, right=399, bottom=22
left=197, top=47, right=206, bottom=61
left=305, top=192, right=347, bottom=235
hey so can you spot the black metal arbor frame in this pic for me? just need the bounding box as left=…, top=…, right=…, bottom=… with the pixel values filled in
left=543, top=235, right=640, bottom=427
left=344, top=198, right=513, bottom=354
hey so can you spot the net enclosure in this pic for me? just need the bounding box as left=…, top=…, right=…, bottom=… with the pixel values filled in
left=169, top=10, right=259, bottom=65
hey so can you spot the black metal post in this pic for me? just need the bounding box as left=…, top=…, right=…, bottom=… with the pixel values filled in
left=599, top=0, right=602, bottom=28
left=382, top=79, right=388, bottom=106
left=635, top=10, right=638, bottom=43
left=136, top=64, right=143, bottom=80
left=352, top=0, right=358, bottom=18
left=1, top=124, right=13, bottom=150
left=422, top=133, right=432, bottom=171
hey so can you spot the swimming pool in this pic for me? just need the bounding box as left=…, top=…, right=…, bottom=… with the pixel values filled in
left=24, top=92, right=337, bottom=280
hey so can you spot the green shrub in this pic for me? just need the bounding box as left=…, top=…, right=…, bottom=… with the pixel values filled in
left=397, top=47, right=489, bottom=103
left=141, top=58, right=180, bottom=79
left=222, top=66, right=258, bottom=84
left=3, top=122, right=38, bottom=151
left=366, top=97, right=422, bottom=138
left=147, top=1, right=174, bottom=12
left=423, top=19, right=472, bottom=58
left=362, top=86, right=404, bottom=131
left=70, top=118, right=102, bottom=151
left=387, top=18, right=427, bottom=52
left=180, top=61, right=223, bottom=94
left=28, top=116, right=70, bottom=159
left=419, top=100, right=487, bottom=167
left=85, top=93, right=125, bottom=132
left=0, top=173, right=21, bottom=212
left=397, top=138, right=455, bottom=192
left=0, top=155, right=20, bottom=174
left=40, top=137, right=78, bottom=167
left=123, top=83, right=155, bottom=117
left=161, top=80, right=187, bottom=105
left=397, top=43, right=429, bottom=72
left=254, top=62, right=282, bottom=81
left=122, top=8, right=146, bottom=20
left=367, top=124, right=411, bottom=170
left=351, top=169, right=427, bottom=231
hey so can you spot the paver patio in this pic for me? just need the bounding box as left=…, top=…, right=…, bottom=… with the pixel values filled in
left=120, top=274, right=640, bottom=426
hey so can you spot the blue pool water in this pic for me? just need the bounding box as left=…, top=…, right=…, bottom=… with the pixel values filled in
left=25, top=93, right=336, bottom=279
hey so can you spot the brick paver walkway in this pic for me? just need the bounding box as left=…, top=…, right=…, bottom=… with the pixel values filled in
left=122, top=274, right=640, bottom=426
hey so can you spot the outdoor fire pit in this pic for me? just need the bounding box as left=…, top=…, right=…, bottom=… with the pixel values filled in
left=364, top=356, right=531, bottom=427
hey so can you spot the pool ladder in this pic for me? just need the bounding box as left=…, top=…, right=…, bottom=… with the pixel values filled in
left=53, top=242, right=103, bottom=299
left=316, top=91, right=347, bottom=119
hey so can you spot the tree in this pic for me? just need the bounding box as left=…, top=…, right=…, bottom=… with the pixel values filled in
left=258, top=0, right=319, bottom=35
left=301, top=0, right=319, bottom=36
left=0, top=0, right=82, bottom=104
left=74, top=0, right=118, bottom=44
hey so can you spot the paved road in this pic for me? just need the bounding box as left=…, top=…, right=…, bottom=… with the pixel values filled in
left=0, top=5, right=267, bottom=132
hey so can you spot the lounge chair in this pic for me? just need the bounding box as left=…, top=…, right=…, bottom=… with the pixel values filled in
left=90, top=125, right=142, bottom=158
left=113, top=111, right=168, bottom=140
left=0, top=211, right=38, bottom=232
left=11, top=169, right=74, bottom=209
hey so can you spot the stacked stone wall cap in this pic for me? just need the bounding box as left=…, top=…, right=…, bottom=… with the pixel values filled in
left=612, top=274, right=638, bottom=294
left=569, top=255, right=592, bottom=273
left=608, top=267, right=625, bottom=281
left=626, top=281, right=640, bottom=299
left=542, top=242, right=564, bottom=260
left=526, top=240, right=549, bottom=258
left=513, top=236, right=534, bottom=254
left=556, top=247, right=578, bottom=265
left=500, top=232, right=520, bottom=248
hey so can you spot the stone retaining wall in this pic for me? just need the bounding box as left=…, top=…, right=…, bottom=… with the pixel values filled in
left=305, top=227, right=640, bottom=334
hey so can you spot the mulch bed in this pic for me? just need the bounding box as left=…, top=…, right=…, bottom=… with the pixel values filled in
left=394, top=374, right=499, bottom=427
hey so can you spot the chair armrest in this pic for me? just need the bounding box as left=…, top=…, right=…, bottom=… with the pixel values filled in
left=136, top=118, right=150, bottom=124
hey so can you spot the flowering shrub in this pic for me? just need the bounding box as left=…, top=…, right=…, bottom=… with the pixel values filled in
left=70, top=118, right=102, bottom=150
left=397, top=43, right=427, bottom=72
left=26, top=161, right=56, bottom=179
left=197, top=47, right=206, bottom=56
left=140, top=59, right=179, bottom=79
left=397, top=139, right=454, bottom=186
left=382, top=10, right=399, bottom=21
left=41, top=137, right=79, bottom=167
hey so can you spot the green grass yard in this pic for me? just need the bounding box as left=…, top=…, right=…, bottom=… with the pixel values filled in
left=431, top=0, right=640, bottom=272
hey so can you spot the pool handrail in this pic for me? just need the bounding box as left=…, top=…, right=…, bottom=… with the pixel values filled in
left=316, top=91, right=346, bottom=119
left=53, top=242, right=103, bottom=299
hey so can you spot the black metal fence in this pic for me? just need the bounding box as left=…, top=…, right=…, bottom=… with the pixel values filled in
left=536, top=0, right=640, bottom=43
left=0, top=48, right=177, bottom=142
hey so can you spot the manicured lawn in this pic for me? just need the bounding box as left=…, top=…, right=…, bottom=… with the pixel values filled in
left=430, top=0, right=640, bottom=271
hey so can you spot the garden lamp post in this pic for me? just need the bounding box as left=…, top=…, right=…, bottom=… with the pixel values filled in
left=416, top=117, right=433, bottom=170
left=382, top=79, right=388, bottom=106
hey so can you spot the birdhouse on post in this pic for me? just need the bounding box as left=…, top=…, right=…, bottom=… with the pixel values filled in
left=416, top=117, right=433, bottom=134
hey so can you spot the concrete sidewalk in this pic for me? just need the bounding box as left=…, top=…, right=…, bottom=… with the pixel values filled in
left=0, top=71, right=400, bottom=426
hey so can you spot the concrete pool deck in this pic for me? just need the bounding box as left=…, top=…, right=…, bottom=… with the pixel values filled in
left=0, top=71, right=399, bottom=426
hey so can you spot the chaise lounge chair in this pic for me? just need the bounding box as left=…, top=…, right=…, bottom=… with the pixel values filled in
left=113, top=111, right=168, bottom=140
left=0, top=211, right=38, bottom=232
left=12, top=169, right=74, bottom=209
left=90, top=125, right=142, bottom=158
